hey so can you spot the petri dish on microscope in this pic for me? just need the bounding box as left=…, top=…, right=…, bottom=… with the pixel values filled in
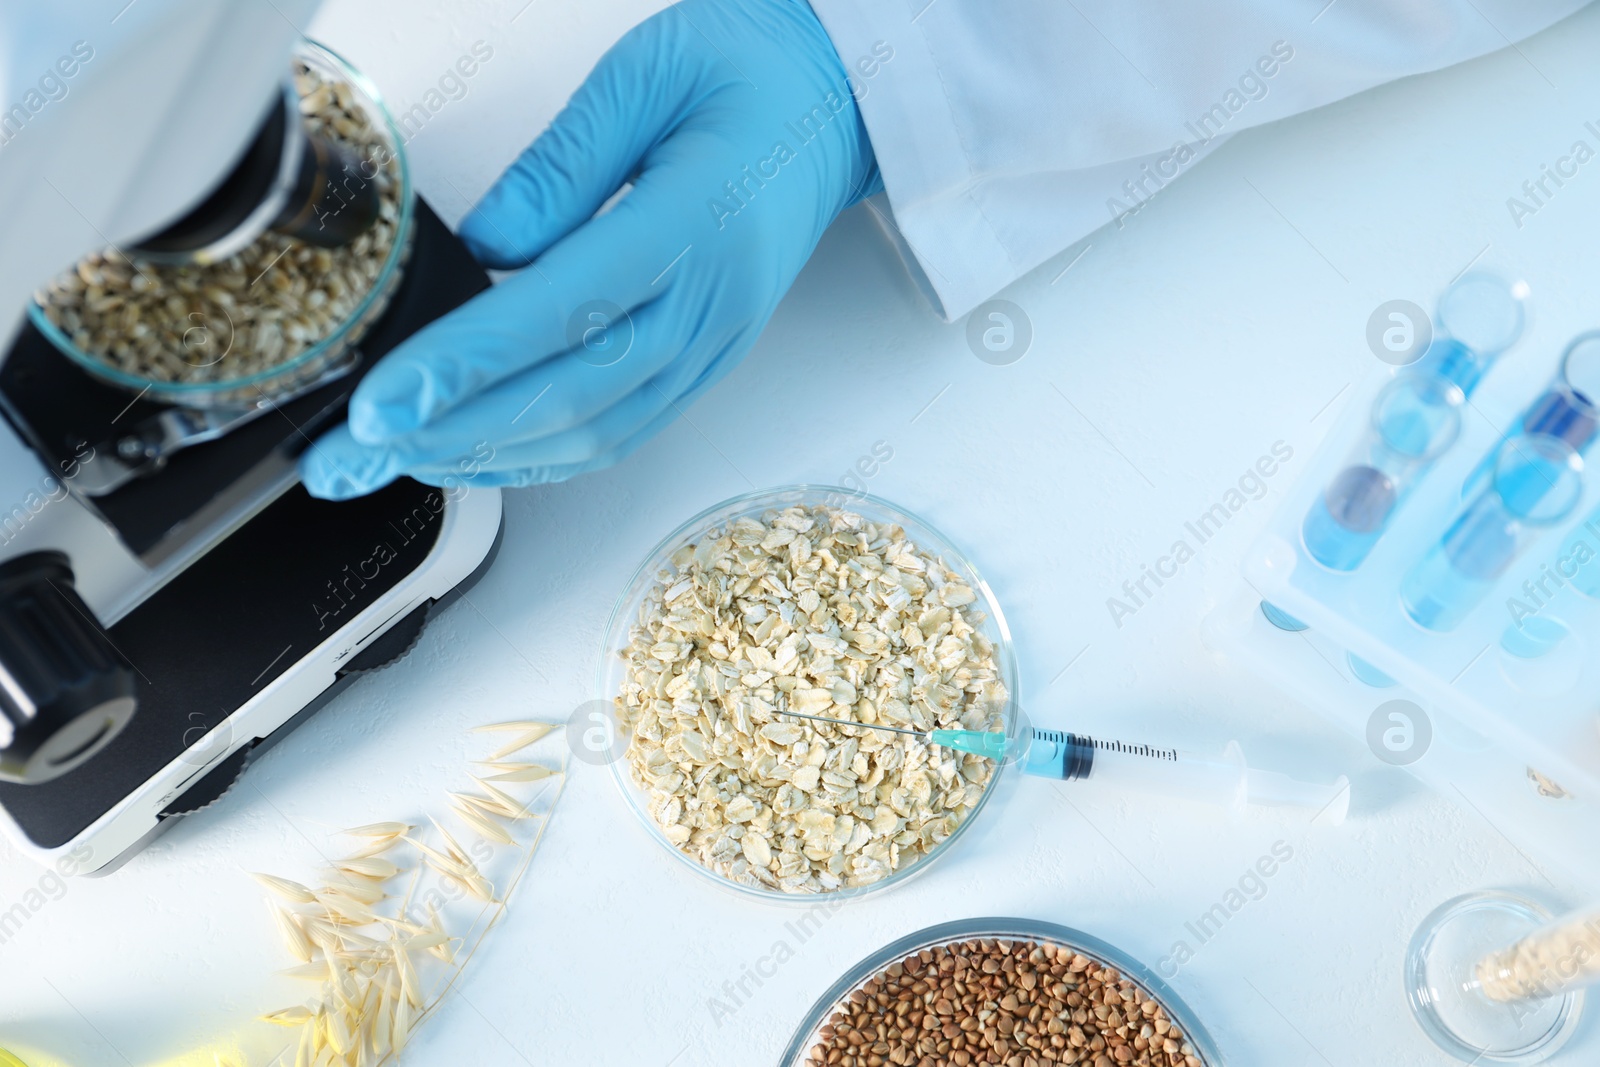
left=29, top=40, right=415, bottom=410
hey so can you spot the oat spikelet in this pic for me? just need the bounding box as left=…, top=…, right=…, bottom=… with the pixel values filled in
left=401, top=930, right=451, bottom=952
left=261, top=1005, right=314, bottom=1027
left=428, top=817, right=472, bottom=867
left=340, top=835, right=403, bottom=860
left=418, top=851, right=476, bottom=885
left=333, top=857, right=401, bottom=881
left=461, top=871, right=497, bottom=903
left=424, top=902, right=455, bottom=964
left=480, top=765, right=556, bottom=783
left=470, top=720, right=558, bottom=735
left=324, top=1003, right=355, bottom=1055
left=341, top=821, right=412, bottom=839
left=393, top=943, right=423, bottom=1009
left=451, top=799, right=515, bottom=845
left=330, top=926, right=382, bottom=952
left=375, top=914, right=425, bottom=935
left=392, top=994, right=413, bottom=1051
left=402, top=835, right=471, bottom=877
left=472, top=779, right=538, bottom=819
left=272, top=905, right=314, bottom=963
left=294, top=1020, right=316, bottom=1067
left=252, top=872, right=317, bottom=904
left=318, top=878, right=385, bottom=906
left=371, top=984, right=393, bottom=1054
left=452, top=790, right=517, bottom=820
left=483, top=724, right=559, bottom=760
left=316, top=890, right=379, bottom=926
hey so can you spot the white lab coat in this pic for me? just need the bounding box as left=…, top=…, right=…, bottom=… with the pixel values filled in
left=807, top=0, right=1590, bottom=319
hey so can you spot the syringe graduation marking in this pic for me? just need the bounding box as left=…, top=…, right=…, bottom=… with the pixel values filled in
left=1086, top=736, right=1179, bottom=761
left=1034, top=729, right=1178, bottom=762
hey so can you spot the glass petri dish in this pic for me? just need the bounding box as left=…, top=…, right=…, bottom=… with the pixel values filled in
left=1405, top=891, right=1583, bottom=1065
left=28, top=40, right=414, bottom=410
left=598, top=485, right=1020, bottom=905
left=779, top=916, right=1225, bottom=1067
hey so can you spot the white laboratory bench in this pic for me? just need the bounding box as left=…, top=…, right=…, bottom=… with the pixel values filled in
left=4, top=2, right=1600, bottom=1065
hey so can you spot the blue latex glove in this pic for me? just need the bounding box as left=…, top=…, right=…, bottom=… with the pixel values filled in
left=300, top=0, right=880, bottom=498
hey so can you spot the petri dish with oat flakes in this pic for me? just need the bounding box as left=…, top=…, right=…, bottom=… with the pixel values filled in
left=599, top=485, right=1020, bottom=904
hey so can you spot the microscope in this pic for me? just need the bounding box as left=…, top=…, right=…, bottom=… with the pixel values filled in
left=0, top=2, right=503, bottom=873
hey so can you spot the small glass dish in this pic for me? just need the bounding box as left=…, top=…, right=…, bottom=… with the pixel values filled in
left=598, top=485, right=1020, bottom=905
left=779, top=917, right=1225, bottom=1067
left=28, top=39, right=414, bottom=410
left=1405, top=890, right=1584, bottom=1065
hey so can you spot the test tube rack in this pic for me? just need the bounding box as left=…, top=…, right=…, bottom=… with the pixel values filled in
left=1206, top=352, right=1600, bottom=889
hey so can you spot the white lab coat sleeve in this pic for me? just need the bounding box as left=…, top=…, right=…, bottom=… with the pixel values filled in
left=806, top=0, right=1590, bottom=320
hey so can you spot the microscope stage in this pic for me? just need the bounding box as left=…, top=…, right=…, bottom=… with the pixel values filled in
left=0, top=198, right=507, bottom=872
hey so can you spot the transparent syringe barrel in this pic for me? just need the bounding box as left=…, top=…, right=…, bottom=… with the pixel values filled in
left=1476, top=903, right=1600, bottom=1003
left=1026, top=730, right=1246, bottom=805
left=1088, top=742, right=1245, bottom=806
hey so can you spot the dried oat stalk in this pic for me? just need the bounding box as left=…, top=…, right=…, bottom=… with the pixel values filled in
left=250, top=722, right=564, bottom=1066
left=616, top=503, right=1006, bottom=893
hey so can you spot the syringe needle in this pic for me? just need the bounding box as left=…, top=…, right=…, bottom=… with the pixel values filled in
left=772, top=709, right=929, bottom=738
left=772, top=710, right=1006, bottom=760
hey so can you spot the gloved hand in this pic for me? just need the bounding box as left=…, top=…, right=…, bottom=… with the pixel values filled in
left=300, top=0, right=880, bottom=497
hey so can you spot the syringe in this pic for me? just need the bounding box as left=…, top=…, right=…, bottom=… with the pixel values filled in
left=776, top=710, right=1350, bottom=824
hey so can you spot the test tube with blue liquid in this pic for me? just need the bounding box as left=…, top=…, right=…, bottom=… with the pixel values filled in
left=1411, top=274, right=1530, bottom=396
left=1495, top=492, right=1600, bottom=660
left=1402, top=433, right=1584, bottom=632
left=1302, top=274, right=1527, bottom=571
left=1454, top=332, right=1600, bottom=658
left=1463, top=332, right=1600, bottom=496
left=1301, top=374, right=1463, bottom=569
left=1556, top=500, right=1600, bottom=600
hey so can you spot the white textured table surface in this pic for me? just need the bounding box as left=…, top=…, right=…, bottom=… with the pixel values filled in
left=5, top=3, right=1600, bottom=1065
